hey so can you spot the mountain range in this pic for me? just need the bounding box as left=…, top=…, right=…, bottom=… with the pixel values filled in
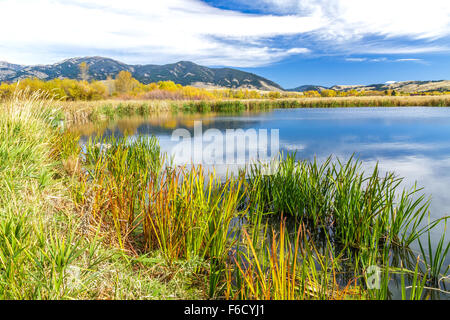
left=0, top=57, right=282, bottom=91
left=0, top=56, right=449, bottom=93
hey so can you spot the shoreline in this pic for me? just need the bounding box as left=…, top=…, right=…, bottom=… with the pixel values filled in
left=42, top=95, right=450, bottom=126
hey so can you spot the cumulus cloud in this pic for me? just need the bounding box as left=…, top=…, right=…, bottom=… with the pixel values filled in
left=0, top=0, right=319, bottom=66
left=0, top=0, right=449, bottom=66
left=259, top=0, right=450, bottom=40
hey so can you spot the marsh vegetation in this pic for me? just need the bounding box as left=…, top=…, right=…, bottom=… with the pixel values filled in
left=1, top=91, right=449, bottom=300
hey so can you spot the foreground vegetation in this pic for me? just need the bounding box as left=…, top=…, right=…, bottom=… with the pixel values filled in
left=0, top=92, right=203, bottom=299
left=1, top=91, right=449, bottom=300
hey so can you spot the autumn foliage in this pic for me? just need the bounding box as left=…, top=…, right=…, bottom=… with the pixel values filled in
left=1, top=66, right=448, bottom=102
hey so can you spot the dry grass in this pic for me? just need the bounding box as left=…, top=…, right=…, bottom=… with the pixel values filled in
left=281, top=95, right=450, bottom=105
left=36, top=95, right=450, bottom=126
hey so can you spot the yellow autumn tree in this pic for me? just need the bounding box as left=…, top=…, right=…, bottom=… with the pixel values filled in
left=320, top=89, right=337, bottom=97
left=115, top=71, right=138, bottom=94
left=79, top=62, right=90, bottom=81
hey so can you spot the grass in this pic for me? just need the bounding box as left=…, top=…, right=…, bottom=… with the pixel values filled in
left=0, top=91, right=202, bottom=299
left=80, top=134, right=246, bottom=296
left=226, top=219, right=365, bottom=300
left=142, top=168, right=245, bottom=297
left=244, top=154, right=440, bottom=249
left=30, top=95, right=450, bottom=126
left=1, top=90, right=449, bottom=300
left=418, top=229, right=450, bottom=286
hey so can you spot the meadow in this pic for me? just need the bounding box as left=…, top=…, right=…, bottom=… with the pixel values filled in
left=1, top=90, right=448, bottom=300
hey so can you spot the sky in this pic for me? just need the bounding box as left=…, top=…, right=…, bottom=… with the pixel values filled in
left=0, top=0, right=449, bottom=88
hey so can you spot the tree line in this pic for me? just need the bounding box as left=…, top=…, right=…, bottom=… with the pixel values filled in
left=0, top=64, right=448, bottom=101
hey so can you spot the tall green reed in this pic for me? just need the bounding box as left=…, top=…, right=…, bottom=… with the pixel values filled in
left=227, top=219, right=363, bottom=300
left=244, top=154, right=441, bottom=249
left=142, top=167, right=245, bottom=297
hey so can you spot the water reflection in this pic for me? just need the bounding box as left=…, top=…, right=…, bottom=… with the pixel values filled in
left=75, top=108, right=450, bottom=219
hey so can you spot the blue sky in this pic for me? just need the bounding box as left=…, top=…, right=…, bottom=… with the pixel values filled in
left=0, top=0, right=449, bottom=88
left=243, top=53, right=450, bottom=88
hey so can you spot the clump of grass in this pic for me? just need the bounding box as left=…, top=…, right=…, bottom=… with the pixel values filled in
left=80, top=134, right=162, bottom=250
left=101, top=103, right=115, bottom=120
left=137, top=103, right=151, bottom=116
left=84, top=134, right=162, bottom=180
left=142, top=167, right=245, bottom=297
left=226, top=219, right=363, bottom=300
left=212, top=101, right=246, bottom=112
left=418, top=229, right=450, bottom=287
left=245, top=154, right=442, bottom=249
left=244, top=155, right=334, bottom=226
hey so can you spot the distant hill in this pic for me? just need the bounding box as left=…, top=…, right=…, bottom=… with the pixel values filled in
left=287, top=85, right=329, bottom=92
left=0, top=57, right=283, bottom=91
left=358, top=80, right=450, bottom=93
left=288, top=80, right=450, bottom=93
left=2, top=57, right=448, bottom=93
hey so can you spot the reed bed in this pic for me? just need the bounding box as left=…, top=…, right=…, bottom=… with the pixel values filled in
left=78, top=135, right=163, bottom=250
left=260, top=95, right=450, bottom=108
left=38, top=95, right=450, bottom=126
left=227, top=219, right=367, bottom=300
left=244, top=155, right=440, bottom=249
left=80, top=134, right=248, bottom=296
left=74, top=133, right=449, bottom=299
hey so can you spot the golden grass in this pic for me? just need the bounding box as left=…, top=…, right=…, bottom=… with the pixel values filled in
left=51, top=95, right=450, bottom=126
left=279, top=95, right=450, bottom=105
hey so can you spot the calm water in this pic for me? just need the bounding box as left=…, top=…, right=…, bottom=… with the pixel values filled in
left=76, top=107, right=450, bottom=297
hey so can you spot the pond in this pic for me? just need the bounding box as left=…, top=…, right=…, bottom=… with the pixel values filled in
left=74, top=107, right=450, bottom=299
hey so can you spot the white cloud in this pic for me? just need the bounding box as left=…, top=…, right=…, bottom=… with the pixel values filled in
left=345, top=57, right=428, bottom=64
left=0, top=0, right=319, bottom=66
left=260, top=0, right=450, bottom=40
left=0, top=0, right=449, bottom=66
left=345, top=58, right=367, bottom=62
left=395, top=58, right=425, bottom=63
left=370, top=57, right=388, bottom=62
left=360, top=45, right=449, bottom=55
